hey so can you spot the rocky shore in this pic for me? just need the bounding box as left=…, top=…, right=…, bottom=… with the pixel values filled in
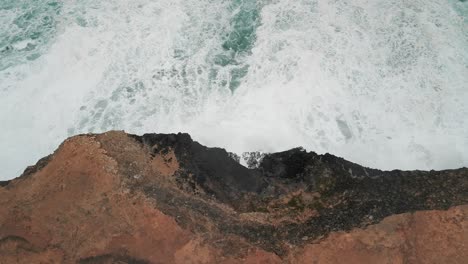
left=0, top=131, right=467, bottom=263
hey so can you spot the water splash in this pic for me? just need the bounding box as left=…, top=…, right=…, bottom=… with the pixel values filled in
left=0, top=0, right=62, bottom=71
left=0, top=0, right=467, bottom=180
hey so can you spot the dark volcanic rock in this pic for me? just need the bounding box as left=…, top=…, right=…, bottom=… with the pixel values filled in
left=0, top=131, right=467, bottom=263
left=0, top=181, right=9, bottom=187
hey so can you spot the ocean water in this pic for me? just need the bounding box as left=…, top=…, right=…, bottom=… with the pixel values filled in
left=0, top=0, right=467, bottom=180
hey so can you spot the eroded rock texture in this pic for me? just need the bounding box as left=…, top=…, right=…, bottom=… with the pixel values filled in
left=0, top=131, right=467, bottom=263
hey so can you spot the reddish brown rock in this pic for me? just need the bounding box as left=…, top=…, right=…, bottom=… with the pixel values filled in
left=0, top=131, right=466, bottom=263
left=292, top=205, right=468, bottom=264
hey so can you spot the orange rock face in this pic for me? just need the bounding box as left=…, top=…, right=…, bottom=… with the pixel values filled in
left=0, top=131, right=466, bottom=263
left=293, top=205, right=468, bottom=264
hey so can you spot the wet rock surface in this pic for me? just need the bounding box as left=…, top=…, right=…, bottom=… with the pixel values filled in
left=0, top=131, right=467, bottom=263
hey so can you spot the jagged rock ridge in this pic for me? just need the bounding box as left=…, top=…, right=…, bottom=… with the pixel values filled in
left=0, top=131, right=467, bottom=263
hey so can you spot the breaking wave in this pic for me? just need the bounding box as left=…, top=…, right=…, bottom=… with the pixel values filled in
left=1, top=0, right=467, bottom=179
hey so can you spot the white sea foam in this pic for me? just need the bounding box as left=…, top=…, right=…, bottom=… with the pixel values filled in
left=0, top=0, right=467, bottom=180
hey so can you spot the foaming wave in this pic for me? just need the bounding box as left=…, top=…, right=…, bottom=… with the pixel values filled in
left=0, top=0, right=467, bottom=179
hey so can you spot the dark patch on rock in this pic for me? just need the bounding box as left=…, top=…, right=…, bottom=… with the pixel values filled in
left=79, top=254, right=149, bottom=264
left=0, top=180, right=10, bottom=187
left=1, top=154, right=53, bottom=188
left=123, top=133, right=468, bottom=256
left=0, top=235, right=39, bottom=253
left=132, top=133, right=266, bottom=207
left=17, top=155, right=53, bottom=181
left=228, top=152, right=241, bottom=163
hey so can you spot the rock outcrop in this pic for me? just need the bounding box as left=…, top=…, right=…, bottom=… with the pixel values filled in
left=0, top=131, right=467, bottom=263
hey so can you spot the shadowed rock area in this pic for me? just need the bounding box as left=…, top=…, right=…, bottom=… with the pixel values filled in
left=0, top=131, right=467, bottom=263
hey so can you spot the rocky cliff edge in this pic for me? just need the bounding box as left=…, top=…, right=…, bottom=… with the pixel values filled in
left=0, top=131, right=467, bottom=263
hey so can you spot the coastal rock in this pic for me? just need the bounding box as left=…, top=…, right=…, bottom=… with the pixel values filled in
left=0, top=131, right=467, bottom=263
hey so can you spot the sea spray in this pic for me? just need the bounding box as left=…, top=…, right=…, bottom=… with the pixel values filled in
left=0, top=0, right=467, bottom=179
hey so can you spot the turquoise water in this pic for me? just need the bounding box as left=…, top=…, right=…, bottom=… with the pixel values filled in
left=0, top=0, right=467, bottom=180
left=0, top=0, right=62, bottom=71
left=218, top=0, right=259, bottom=90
